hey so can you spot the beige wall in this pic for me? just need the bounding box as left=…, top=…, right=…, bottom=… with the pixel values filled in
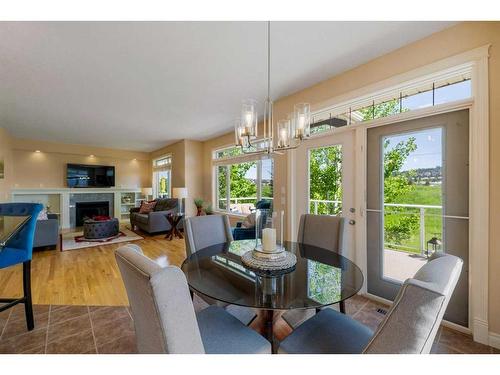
left=199, top=22, right=500, bottom=334
left=184, top=140, right=204, bottom=217
left=4, top=136, right=151, bottom=190
left=151, top=139, right=204, bottom=216
left=0, top=128, right=13, bottom=201
left=151, top=140, right=186, bottom=189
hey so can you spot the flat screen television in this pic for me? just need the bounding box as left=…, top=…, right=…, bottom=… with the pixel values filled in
left=67, top=164, right=115, bottom=188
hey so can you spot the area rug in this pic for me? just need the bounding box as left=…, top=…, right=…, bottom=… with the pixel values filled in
left=61, top=227, right=143, bottom=251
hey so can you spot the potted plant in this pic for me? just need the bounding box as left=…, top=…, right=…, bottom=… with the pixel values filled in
left=204, top=203, right=214, bottom=215
left=194, top=198, right=204, bottom=216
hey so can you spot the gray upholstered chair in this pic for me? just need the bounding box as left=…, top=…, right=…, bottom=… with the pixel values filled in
left=184, top=214, right=256, bottom=325
left=282, top=214, right=347, bottom=329
left=184, top=214, right=234, bottom=257
left=278, top=253, right=463, bottom=354
left=115, top=245, right=271, bottom=354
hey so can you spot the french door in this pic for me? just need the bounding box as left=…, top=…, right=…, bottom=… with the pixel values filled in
left=366, top=110, right=470, bottom=327
left=294, top=129, right=356, bottom=260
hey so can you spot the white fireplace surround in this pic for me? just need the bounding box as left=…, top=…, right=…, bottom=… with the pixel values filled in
left=10, top=187, right=141, bottom=229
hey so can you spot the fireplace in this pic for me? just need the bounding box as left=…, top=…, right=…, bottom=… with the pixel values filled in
left=75, top=201, right=110, bottom=226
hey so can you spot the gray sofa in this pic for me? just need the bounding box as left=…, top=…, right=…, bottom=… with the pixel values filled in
left=130, top=198, right=180, bottom=234
left=34, top=213, right=59, bottom=249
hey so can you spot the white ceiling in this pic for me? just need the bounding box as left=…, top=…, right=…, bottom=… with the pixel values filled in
left=0, top=21, right=456, bottom=152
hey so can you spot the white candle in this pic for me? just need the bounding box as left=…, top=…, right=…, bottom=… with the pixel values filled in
left=262, top=228, right=276, bottom=253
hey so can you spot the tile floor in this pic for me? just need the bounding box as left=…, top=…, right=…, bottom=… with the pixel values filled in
left=0, top=295, right=498, bottom=354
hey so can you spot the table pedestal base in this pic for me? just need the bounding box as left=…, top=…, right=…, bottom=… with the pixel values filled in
left=263, top=309, right=278, bottom=354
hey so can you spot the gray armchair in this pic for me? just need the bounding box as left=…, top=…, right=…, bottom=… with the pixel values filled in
left=33, top=213, right=59, bottom=249
left=115, top=245, right=271, bottom=354
left=278, top=253, right=463, bottom=354
left=130, top=198, right=179, bottom=234
left=282, top=214, right=347, bottom=329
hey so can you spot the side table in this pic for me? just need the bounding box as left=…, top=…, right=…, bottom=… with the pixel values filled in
left=165, top=213, right=184, bottom=240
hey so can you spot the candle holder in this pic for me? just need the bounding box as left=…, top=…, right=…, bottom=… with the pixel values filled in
left=254, top=208, right=285, bottom=253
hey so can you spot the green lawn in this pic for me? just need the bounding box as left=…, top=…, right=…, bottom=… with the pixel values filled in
left=385, top=185, right=443, bottom=254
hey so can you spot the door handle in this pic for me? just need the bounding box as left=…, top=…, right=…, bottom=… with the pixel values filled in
left=349, top=219, right=356, bottom=225
left=349, top=208, right=355, bottom=213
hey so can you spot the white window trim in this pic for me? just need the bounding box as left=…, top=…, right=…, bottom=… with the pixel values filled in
left=287, top=45, right=491, bottom=345
left=213, top=157, right=273, bottom=216
left=152, top=154, right=172, bottom=198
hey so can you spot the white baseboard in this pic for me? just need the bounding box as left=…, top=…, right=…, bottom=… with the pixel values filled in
left=489, top=332, right=500, bottom=350
left=472, top=318, right=490, bottom=345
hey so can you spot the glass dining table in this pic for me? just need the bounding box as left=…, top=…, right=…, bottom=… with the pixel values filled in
left=0, top=214, right=32, bottom=249
left=181, top=239, right=364, bottom=353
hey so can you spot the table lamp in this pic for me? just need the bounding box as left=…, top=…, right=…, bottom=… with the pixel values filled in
left=172, top=187, right=188, bottom=215
left=141, top=187, right=153, bottom=201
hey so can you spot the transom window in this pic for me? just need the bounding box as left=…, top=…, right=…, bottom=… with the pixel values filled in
left=310, top=72, right=471, bottom=135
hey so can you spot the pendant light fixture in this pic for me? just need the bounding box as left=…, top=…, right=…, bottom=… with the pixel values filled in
left=235, top=21, right=312, bottom=154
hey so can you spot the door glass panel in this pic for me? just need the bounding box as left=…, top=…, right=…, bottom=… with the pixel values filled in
left=382, top=127, right=443, bottom=282
left=217, top=166, right=227, bottom=210
left=308, top=145, right=343, bottom=215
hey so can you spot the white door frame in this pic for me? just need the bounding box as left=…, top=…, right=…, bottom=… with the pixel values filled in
left=287, top=45, right=490, bottom=344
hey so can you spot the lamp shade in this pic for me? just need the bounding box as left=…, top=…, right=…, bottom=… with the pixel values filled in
left=172, top=187, right=188, bottom=199
left=141, top=187, right=153, bottom=196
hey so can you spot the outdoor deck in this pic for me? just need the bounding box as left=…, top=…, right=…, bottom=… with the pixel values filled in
left=383, top=249, right=428, bottom=282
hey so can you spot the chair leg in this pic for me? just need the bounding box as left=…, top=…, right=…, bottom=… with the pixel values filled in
left=23, top=261, right=34, bottom=331
left=339, top=300, right=346, bottom=314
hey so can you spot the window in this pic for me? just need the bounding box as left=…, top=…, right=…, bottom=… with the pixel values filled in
left=152, top=155, right=172, bottom=198
left=214, top=147, right=274, bottom=215
left=309, top=72, right=471, bottom=135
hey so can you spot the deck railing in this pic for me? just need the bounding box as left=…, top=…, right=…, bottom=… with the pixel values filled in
left=310, top=199, right=442, bottom=256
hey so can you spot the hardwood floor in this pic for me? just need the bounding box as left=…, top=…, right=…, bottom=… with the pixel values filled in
left=0, top=229, right=186, bottom=306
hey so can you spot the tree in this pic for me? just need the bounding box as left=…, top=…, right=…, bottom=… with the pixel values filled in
left=359, top=98, right=401, bottom=120
left=230, top=162, right=257, bottom=199
left=383, top=137, right=419, bottom=247
left=309, top=146, right=343, bottom=215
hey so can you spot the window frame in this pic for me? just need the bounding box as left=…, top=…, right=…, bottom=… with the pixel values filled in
left=152, top=154, right=172, bottom=199
left=308, top=68, right=472, bottom=136
left=213, top=148, right=274, bottom=216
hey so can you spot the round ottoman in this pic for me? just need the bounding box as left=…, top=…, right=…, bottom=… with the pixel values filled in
left=83, top=218, right=120, bottom=240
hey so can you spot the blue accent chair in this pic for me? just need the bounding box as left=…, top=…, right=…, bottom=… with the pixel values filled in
left=232, top=200, right=272, bottom=240
left=0, top=203, right=43, bottom=331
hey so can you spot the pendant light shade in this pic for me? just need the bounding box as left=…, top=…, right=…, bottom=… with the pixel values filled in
left=276, top=119, right=291, bottom=149
left=240, top=99, right=258, bottom=138
left=293, top=103, right=311, bottom=140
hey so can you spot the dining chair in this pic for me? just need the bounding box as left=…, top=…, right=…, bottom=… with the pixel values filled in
left=115, top=245, right=271, bottom=354
left=184, top=214, right=257, bottom=325
left=281, top=214, right=346, bottom=329
left=184, top=214, right=234, bottom=257
left=278, top=253, right=463, bottom=354
left=0, top=203, right=43, bottom=331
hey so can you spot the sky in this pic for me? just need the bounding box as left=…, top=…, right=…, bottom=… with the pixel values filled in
left=385, top=127, right=442, bottom=171
left=384, top=80, right=470, bottom=171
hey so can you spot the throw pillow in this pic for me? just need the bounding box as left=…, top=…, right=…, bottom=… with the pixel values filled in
left=241, top=212, right=256, bottom=228
left=37, top=209, right=48, bottom=221
left=139, top=200, right=156, bottom=214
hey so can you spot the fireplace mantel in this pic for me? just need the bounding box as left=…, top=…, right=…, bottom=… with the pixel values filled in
left=10, top=187, right=142, bottom=229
